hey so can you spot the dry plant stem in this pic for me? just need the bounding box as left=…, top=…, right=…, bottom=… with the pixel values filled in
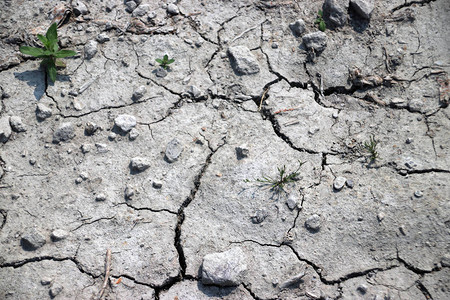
left=97, top=249, right=112, bottom=300
left=259, top=87, right=269, bottom=111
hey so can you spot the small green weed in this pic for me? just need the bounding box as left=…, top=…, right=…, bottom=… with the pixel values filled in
left=244, top=161, right=304, bottom=192
left=155, top=54, right=175, bottom=70
left=315, top=10, right=326, bottom=32
left=19, top=23, right=77, bottom=83
left=363, top=135, right=379, bottom=161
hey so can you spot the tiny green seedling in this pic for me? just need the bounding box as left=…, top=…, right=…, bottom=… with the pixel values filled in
left=315, top=10, right=326, bottom=32
left=155, top=54, right=175, bottom=70
left=244, top=161, right=304, bottom=193
left=19, top=23, right=77, bottom=83
left=363, top=135, right=379, bottom=162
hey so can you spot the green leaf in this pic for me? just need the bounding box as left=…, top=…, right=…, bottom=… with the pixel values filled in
left=318, top=10, right=323, bottom=17
left=163, top=54, right=168, bottom=61
left=155, top=58, right=163, bottom=64
left=20, top=46, right=45, bottom=57
left=52, top=42, right=59, bottom=53
left=167, top=59, right=175, bottom=64
left=47, top=60, right=57, bottom=82
left=46, top=23, right=58, bottom=44
left=319, top=21, right=326, bottom=32
left=54, top=50, right=77, bottom=58
left=37, top=34, right=48, bottom=46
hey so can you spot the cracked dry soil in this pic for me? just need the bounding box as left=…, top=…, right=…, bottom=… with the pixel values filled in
left=0, top=0, right=449, bottom=299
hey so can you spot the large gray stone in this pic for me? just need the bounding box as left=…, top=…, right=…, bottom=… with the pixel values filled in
left=36, top=103, right=52, bottom=120
left=53, top=122, right=75, bottom=142
left=350, top=0, right=374, bottom=19
left=114, top=114, right=136, bottom=132
left=84, top=40, right=98, bottom=60
left=227, top=46, right=260, bottom=75
left=302, top=31, right=327, bottom=52
left=165, top=138, right=183, bottom=163
left=323, top=0, right=348, bottom=26
left=202, top=247, right=247, bottom=286
left=289, top=19, right=306, bottom=37
left=130, top=157, right=150, bottom=172
left=9, top=116, right=26, bottom=132
left=21, top=229, right=46, bottom=250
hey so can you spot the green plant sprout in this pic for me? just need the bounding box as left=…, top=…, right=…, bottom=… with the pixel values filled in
left=315, top=10, right=326, bottom=32
left=244, top=161, right=304, bottom=192
left=155, top=54, right=175, bottom=70
left=363, top=135, right=379, bottom=161
left=19, top=23, right=77, bottom=83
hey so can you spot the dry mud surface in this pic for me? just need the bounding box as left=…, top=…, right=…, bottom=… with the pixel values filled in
left=0, top=0, right=449, bottom=299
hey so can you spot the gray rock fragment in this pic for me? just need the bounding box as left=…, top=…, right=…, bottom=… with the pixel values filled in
left=414, top=190, right=423, bottom=198
left=251, top=209, right=268, bottom=224
left=302, top=32, right=328, bottom=52
left=53, top=123, right=75, bottom=143
left=36, top=103, right=52, bottom=120
left=130, top=157, right=150, bottom=172
left=95, top=143, right=108, bottom=153
left=346, top=179, right=354, bottom=188
left=41, top=277, right=52, bottom=285
left=289, top=19, right=306, bottom=37
left=286, top=194, right=298, bottom=210
left=305, top=214, right=321, bottom=231
left=21, top=229, right=46, bottom=250
left=125, top=185, right=135, bottom=200
left=125, top=1, right=137, bottom=13
left=235, top=145, right=249, bottom=160
left=9, top=116, right=26, bottom=132
left=96, top=33, right=110, bottom=44
left=350, top=0, right=374, bottom=19
left=187, top=85, right=202, bottom=99
left=165, top=138, right=183, bottom=163
left=0, top=117, right=12, bottom=143
left=357, top=284, right=368, bottom=294
left=84, top=121, right=99, bottom=136
left=155, top=67, right=168, bottom=77
left=202, top=247, right=247, bottom=286
left=95, top=193, right=107, bottom=202
left=132, top=85, right=147, bottom=101
left=49, top=283, right=63, bottom=298
left=51, top=229, right=68, bottom=241
left=81, top=144, right=92, bottom=153
left=84, top=40, right=98, bottom=60
left=333, top=176, right=347, bottom=190
left=132, top=4, right=149, bottom=17
left=167, top=3, right=179, bottom=15
left=114, top=114, right=136, bottom=132
left=129, top=128, right=140, bottom=141
left=323, top=0, right=348, bottom=27
left=227, top=46, right=260, bottom=75
left=73, top=1, right=89, bottom=16
left=108, top=132, right=116, bottom=140
left=152, top=180, right=162, bottom=189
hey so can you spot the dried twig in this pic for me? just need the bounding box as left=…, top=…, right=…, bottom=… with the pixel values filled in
left=258, top=87, right=269, bottom=111
left=97, top=249, right=112, bottom=300
left=230, top=23, right=260, bottom=44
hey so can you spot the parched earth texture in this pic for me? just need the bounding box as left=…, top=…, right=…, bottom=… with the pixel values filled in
left=0, top=0, right=449, bottom=299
